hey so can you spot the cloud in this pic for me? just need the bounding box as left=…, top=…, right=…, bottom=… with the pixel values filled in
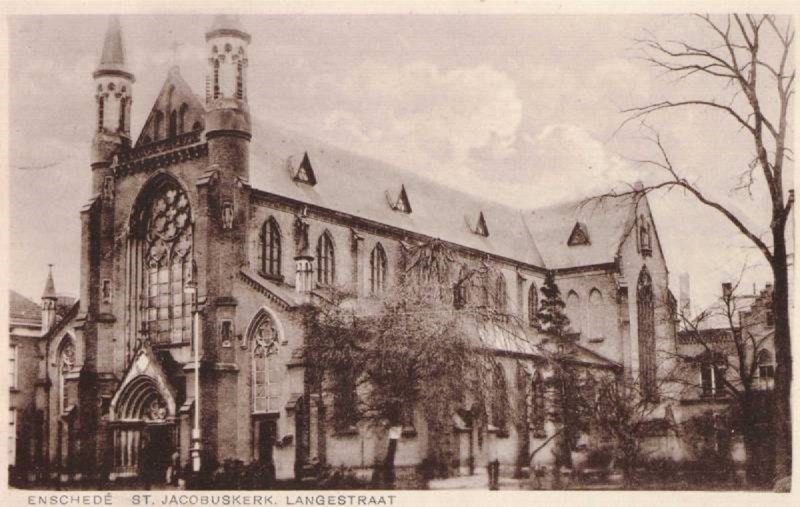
left=302, top=60, right=523, bottom=171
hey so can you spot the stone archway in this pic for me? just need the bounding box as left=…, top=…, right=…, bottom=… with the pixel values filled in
left=110, top=375, right=176, bottom=481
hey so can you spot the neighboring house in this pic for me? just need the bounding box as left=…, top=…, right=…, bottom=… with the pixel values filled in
left=670, top=283, right=776, bottom=468
left=19, top=16, right=675, bottom=485
left=9, top=290, right=42, bottom=483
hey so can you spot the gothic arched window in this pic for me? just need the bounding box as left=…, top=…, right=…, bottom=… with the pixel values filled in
left=495, top=275, right=507, bottom=313
left=97, top=96, right=105, bottom=133
left=640, top=219, right=653, bottom=257
left=259, top=217, right=282, bottom=279
left=588, top=288, right=604, bottom=339
left=153, top=111, right=164, bottom=141
left=528, top=371, right=545, bottom=436
left=236, top=60, right=244, bottom=100
left=119, top=97, right=127, bottom=133
left=566, top=290, right=581, bottom=334
left=140, top=180, right=193, bottom=345
left=316, top=232, right=335, bottom=286
left=58, top=337, right=76, bottom=415
left=178, top=104, right=188, bottom=134
left=369, top=243, right=388, bottom=295
left=251, top=314, right=280, bottom=413
left=528, top=283, right=538, bottom=327
left=490, top=363, right=509, bottom=437
left=637, top=266, right=657, bottom=400
left=213, top=59, right=220, bottom=99
left=168, top=110, right=178, bottom=138
left=454, top=265, right=470, bottom=309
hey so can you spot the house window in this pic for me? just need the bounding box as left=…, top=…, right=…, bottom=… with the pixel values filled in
left=369, top=243, right=388, bottom=295
left=757, top=349, right=775, bottom=390
left=141, top=181, right=193, bottom=345
left=260, top=217, right=282, bottom=279
left=9, top=409, right=16, bottom=467
left=316, top=232, right=336, bottom=286
left=766, top=310, right=774, bottom=327
left=10, top=344, right=18, bottom=390
left=699, top=353, right=726, bottom=397
left=213, top=59, right=220, bottom=99
left=528, top=284, right=538, bottom=327
left=252, top=314, right=280, bottom=413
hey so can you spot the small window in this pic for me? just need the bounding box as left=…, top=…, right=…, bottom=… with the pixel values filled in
left=102, top=279, right=112, bottom=303
left=700, top=354, right=726, bottom=397
left=454, top=265, right=470, bottom=309
left=567, top=222, right=590, bottom=246
left=220, top=320, right=234, bottom=348
left=640, top=219, right=653, bottom=257
left=757, top=349, right=775, bottom=390
left=490, top=364, right=510, bottom=437
left=766, top=310, right=774, bottom=327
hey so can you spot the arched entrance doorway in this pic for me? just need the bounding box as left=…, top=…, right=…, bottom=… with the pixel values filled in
left=110, top=376, right=176, bottom=482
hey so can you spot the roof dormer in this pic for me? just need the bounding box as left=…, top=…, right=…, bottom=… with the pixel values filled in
left=387, top=184, right=412, bottom=213
left=567, top=222, right=590, bottom=246
left=472, top=211, right=489, bottom=237
left=292, top=152, right=317, bottom=186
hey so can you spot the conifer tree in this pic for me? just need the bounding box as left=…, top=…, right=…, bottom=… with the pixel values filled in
left=536, top=271, right=569, bottom=338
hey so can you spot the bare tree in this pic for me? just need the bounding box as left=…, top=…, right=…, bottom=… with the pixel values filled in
left=607, top=14, right=793, bottom=482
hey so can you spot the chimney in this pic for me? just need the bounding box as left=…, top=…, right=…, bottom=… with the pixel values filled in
left=722, top=282, right=733, bottom=299
left=679, top=272, right=691, bottom=317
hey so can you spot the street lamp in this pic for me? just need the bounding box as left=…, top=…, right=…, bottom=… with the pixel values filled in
left=184, top=273, right=203, bottom=473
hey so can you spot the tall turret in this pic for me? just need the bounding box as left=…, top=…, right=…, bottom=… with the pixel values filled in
left=91, top=16, right=134, bottom=193
left=205, top=15, right=251, bottom=181
left=41, top=265, right=57, bottom=332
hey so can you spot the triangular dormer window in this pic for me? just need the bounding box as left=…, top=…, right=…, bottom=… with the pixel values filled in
left=293, top=152, right=317, bottom=186
left=474, top=211, right=489, bottom=237
left=387, top=184, right=412, bottom=213
left=567, top=222, right=590, bottom=246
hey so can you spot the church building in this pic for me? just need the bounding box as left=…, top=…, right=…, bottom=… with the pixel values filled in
left=25, top=16, right=675, bottom=484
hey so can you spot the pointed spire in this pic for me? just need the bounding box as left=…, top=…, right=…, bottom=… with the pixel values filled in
left=42, top=264, right=57, bottom=300
left=94, top=16, right=133, bottom=80
left=100, top=16, right=124, bottom=66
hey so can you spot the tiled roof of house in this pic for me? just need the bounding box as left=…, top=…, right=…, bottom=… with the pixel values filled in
left=249, top=117, right=639, bottom=271
left=9, top=290, right=41, bottom=323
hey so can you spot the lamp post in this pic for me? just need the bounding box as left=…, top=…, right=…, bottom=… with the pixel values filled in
left=184, top=276, right=203, bottom=473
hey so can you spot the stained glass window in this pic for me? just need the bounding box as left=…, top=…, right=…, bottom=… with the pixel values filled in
left=252, top=315, right=281, bottom=413
left=59, top=339, right=75, bottom=414
left=142, top=183, right=193, bottom=345
left=637, top=267, right=657, bottom=400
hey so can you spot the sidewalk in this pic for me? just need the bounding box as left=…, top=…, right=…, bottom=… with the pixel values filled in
left=427, top=471, right=527, bottom=490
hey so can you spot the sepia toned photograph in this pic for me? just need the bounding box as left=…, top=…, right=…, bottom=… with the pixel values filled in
left=4, top=7, right=795, bottom=495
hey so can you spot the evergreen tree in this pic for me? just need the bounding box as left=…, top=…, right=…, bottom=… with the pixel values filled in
left=536, top=271, right=569, bottom=338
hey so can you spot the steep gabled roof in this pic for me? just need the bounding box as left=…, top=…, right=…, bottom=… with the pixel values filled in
left=249, top=118, right=546, bottom=267
left=9, top=290, right=41, bottom=323
left=134, top=67, right=205, bottom=148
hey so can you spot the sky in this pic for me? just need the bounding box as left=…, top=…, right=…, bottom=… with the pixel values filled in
left=6, top=13, right=793, bottom=311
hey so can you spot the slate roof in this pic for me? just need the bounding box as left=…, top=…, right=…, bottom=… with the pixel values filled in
left=9, top=290, right=41, bottom=323
left=249, top=118, right=638, bottom=271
